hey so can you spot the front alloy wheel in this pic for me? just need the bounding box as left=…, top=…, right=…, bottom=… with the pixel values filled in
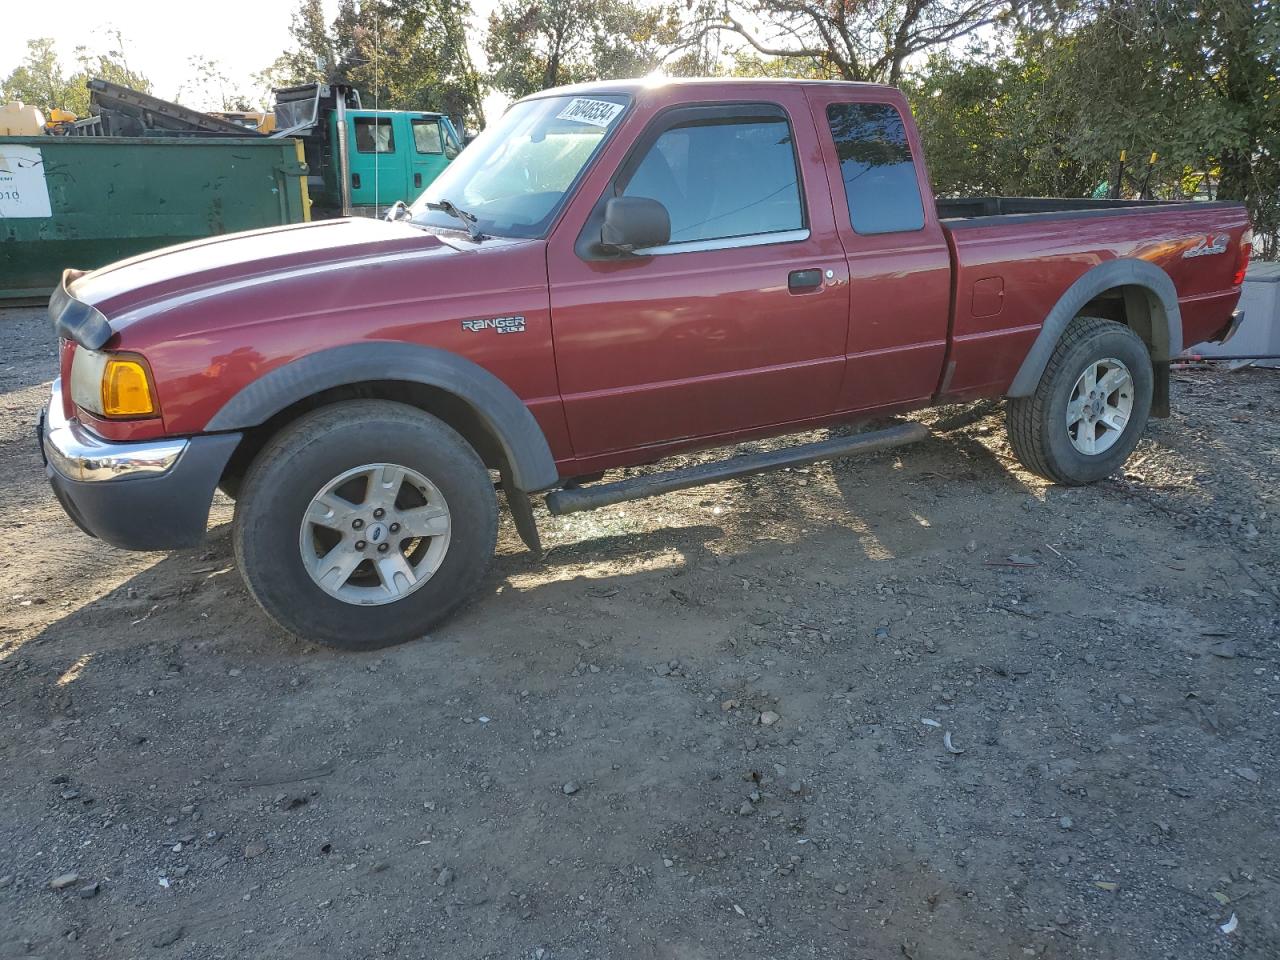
left=300, top=463, right=452, bottom=605
left=233, top=400, right=498, bottom=649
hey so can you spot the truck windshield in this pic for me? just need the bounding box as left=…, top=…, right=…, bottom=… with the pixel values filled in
left=409, top=94, right=629, bottom=239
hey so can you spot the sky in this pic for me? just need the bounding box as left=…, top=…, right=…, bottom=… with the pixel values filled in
left=2, top=0, right=503, bottom=116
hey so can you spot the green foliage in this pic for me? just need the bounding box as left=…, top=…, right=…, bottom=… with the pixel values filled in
left=908, top=2, right=1279, bottom=257
left=1, top=34, right=151, bottom=117
left=483, top=0, right=682, bottom=99
left=262, top=0, right=486, bottom=129
left=906, top=35, right=1103, bottom=199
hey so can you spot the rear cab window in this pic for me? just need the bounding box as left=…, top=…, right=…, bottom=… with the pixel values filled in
left=620, top=107, right=805, bottom=248
left=825, top=103, right=925, bottom=234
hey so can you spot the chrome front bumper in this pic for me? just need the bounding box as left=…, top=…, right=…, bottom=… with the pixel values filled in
left=42, top=380, right=188, bottom=482
left=39, top=380, right=242, bottom=550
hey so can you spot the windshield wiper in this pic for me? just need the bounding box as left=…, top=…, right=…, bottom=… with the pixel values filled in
left=425, top=199, right=486, bottom=241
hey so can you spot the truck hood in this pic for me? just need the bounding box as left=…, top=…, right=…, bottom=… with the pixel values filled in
left=69, top=218, right=463, bottom=327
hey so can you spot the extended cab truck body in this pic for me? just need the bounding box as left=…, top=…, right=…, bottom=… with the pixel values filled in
left=39, top=79, right=1251, bottom=649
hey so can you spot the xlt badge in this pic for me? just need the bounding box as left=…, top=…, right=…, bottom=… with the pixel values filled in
left=462, top=315, right=526, bottom=334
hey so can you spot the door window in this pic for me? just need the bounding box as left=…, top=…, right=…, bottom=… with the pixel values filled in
left=354, top=117, right=395, bottom=153
left=621, top=115, right=804, bottom=245
left=412, top=118, right=444, bottom=154
left=825, top=103, right=925, bottom=234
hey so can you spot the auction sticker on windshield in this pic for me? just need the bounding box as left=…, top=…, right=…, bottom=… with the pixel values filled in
left=556, top=98, right=625, bottom=128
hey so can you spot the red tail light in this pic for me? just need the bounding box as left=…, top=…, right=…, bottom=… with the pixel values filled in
left=1233, top=236, right=1252, bottom=286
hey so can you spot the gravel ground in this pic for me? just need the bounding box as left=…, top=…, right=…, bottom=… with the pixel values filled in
left=0, top=303, right=1277, bottom=960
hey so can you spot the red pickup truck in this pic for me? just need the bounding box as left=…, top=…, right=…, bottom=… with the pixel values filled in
left=40, top=79, right=1251, bottom=649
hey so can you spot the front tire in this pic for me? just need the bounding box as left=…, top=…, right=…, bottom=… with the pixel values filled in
left=1006, top=316, right=1153, bottom=485
left=232, top=400, right=497, bottom=650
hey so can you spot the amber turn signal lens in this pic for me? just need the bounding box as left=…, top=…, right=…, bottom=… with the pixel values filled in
left=101, top=358, right=155, bottom=417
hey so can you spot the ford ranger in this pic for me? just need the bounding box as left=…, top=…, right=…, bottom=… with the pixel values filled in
left=38, top=79, right=1252, bottom=649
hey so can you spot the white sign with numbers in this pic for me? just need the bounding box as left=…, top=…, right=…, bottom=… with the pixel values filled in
left=0, top=145, right=53, bottom=218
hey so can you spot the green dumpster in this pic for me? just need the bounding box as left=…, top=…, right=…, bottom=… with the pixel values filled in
left=0, top=136, right=311, bottom=300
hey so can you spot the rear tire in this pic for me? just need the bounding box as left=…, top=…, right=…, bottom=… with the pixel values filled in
left=232, top=400, right=497, bottom=650
left=1006, top=316, right=1152, bottom=485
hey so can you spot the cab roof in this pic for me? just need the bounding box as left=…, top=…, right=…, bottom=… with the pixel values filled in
left=523, top=76, right=900, bottom=102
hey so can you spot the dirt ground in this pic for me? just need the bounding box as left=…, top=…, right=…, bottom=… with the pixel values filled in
left=1, top=303, right=1277, bottom=960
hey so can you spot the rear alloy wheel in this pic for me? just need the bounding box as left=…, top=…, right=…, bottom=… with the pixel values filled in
left=1006, top=316, right=1153, bottom=485
left=1064, top=357, right=1135, bottom=457
left=233, top=400, right=497, bottom=649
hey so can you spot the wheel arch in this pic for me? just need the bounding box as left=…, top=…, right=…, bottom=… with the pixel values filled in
left=1006, top=259, right=1182, bottom=398
left=207, top=343, right=560, bottom=494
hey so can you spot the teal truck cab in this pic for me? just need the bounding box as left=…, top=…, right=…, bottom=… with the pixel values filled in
left=335, top=109, right=462, bottom=213
left=274, top=83, right=462, bottom=217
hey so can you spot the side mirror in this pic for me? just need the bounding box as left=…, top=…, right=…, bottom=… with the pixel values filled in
left=600, top=196, right=670, bottom=254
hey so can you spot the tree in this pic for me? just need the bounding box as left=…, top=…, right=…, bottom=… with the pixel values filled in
left=681, top=0, right=1014, bottom=84
left=905, top=2, right=1278, bottom=259
left=484, top=0, right=680, bottom=99
left=177, top=56, right=255, bottom=112
left=1, top=34, right=150, bottom=116
left=1, top=39, right=75, bottom=112
left=1052, top=0, right=1278, bottom=255
left=906, top=34, right=1104, bottom=200
left=261, top=0, right=486, bottom=129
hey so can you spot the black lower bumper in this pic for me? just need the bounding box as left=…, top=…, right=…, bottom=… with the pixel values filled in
left=40, top=408, right=241, bottom=551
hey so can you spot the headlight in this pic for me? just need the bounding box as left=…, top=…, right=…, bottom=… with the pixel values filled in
left=69, top=349, right=157, bottom=418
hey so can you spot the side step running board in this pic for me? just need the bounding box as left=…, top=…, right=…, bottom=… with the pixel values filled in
left=545, top=422, right=930, bottom=517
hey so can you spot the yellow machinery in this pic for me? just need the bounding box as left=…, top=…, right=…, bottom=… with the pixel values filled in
left=1, top=101, right=46, bottom=136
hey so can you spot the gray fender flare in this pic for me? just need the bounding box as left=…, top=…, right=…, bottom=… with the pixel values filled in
left=205, top=342, right=560, bottom=492
left=1006, top=258, right=1182, bottom=397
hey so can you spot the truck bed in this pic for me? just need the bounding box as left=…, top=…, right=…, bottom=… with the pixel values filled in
left=934, top=197, right=1250, bottom=399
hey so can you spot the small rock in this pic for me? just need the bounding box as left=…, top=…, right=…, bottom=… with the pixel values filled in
left=78, top=881, right=100, bottom=899
left=228, top=668, right=242, bottom=677
left=49, top=872, right=79, bottom=891
left=180, top=805, right=196, bottom=816
left=759, top=711, right=780, bottom=726
left=59, top=789, right=80, bottom=801
left=436, top=866, right=455, bottom=885
left=151, top=926, right=184, bottom=948
left=738, top=800, right=754, bottom=816
left=1059, top=816, right=1074, bottom=830
left=1118, top=694, right=1135, bottom=706
left=788, top=781, right=803, bottom=795
left=834, top=882, right=849, bottom=895
left=1210, top=641, right=1237, bottom=659
left=211, top=856, right=231, bottom=870
left=243, top=841, right=268, bottom=859
left=1234, top=767, right=1260, bottom=784
left=562, top=781, right=580, bottom=796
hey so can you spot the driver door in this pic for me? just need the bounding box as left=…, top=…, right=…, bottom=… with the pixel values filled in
left=545, top=90, right=850, bottom=461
